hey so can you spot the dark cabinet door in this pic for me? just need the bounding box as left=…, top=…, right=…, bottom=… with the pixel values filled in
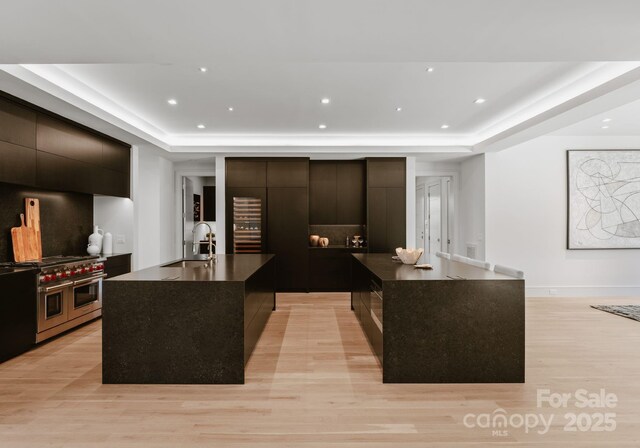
left=0, top=97, right=36, bottom=148
left=367, top=158, right=406, bottom=188
left=0, top=270, right=37, bottom=362
left=367, top=187, right=387, bottom=252
left=386, top=187, right=406, bottom=250
left=309, top=162, right=337, bottom=224
left=267, top=159, right=309, bottom=188
left=36, top=114, right=103, bottom=165
left=267, top=187, right=308, bottom=291
left=226, top=160, right=267, bottom=187
left=203, top=186, right=216, bottom=221
left=336, top=161, right=366, bottom=224
left=36, top=151, right=93, bottom=194
left=0, top=141, right=36, bottom=186
left=104, top=254, right=132, bottom=278
left=92, top=167, right=129, bottom=198
left=308, top=249, right=351, bottom=291
left=225, top=187, right=267, bottom=254
left=102, top=139, right=130, bottom=173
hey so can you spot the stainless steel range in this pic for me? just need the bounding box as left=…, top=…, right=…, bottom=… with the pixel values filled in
left=2, top=256, right=105, bottom=343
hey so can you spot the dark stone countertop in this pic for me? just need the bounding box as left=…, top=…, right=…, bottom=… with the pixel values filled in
left=0, top=266, right=37, bottom=276
left=352, top=253, right=519, bottom=282
left=106, top=254, right=274, bottom=282
left=100, top=252, right=132, bottom=258
left=308, top=245, right=367, bottom=251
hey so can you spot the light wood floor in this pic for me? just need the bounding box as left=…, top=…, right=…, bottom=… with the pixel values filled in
left=1, top=294, right=640, bottom=447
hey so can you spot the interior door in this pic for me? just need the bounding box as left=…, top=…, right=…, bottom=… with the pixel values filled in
left=182, top=177, right=194, bottom=258
left=416, top=185, right=426, bottom=253
left=427, top=183, right=442, bottom=254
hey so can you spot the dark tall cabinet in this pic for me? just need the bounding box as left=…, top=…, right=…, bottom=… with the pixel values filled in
left=309, top=160, right=365, bottom=225
left=226, top=158, right=309, bottom=292
left=367, top=158, right=406, bottom=253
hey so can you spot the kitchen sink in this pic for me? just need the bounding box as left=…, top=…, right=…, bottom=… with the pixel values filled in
left=162, top=260, right=214, bottom=268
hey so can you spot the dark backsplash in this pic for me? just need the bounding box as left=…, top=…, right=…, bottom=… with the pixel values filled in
left=308, top=224, right=366, bottom=247
left=0, top=182, right=93, bottom=262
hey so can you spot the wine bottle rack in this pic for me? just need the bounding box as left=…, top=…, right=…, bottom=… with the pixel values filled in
left=233, top=197, right=262, bottom=253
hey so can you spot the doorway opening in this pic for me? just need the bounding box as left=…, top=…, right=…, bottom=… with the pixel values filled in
left=181, top=176, right=216, bottom=258
left=416, top=176, right=454, bottom=256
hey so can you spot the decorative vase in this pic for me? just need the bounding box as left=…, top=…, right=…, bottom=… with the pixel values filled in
left=87, top=243, right=100, bottom=256
left=103, top=232, right=113, bottom=255
left=319, top=237, right=329, bottom=247
left=88, top=225, right=104, bottom=252
left=309, top=235, right=320, bottom=247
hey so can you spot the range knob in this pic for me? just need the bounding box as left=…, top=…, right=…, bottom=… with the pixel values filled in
left=88, top=266, right=94, bottom=272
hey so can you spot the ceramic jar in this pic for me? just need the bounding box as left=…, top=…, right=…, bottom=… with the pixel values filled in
left=319, top=237, right=329, bottom=247
left=87, top=244, right=101, bottom=256
left=309, top=235, right=320, bottom=247
left=88, top=225, right=104, bottom=252
left=102, top=232, right=113, bottom=255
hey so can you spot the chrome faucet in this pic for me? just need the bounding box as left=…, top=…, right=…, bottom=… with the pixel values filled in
left=192, top=221, right=216, bottom=267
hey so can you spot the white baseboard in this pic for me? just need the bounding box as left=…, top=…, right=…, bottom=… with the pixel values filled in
left=526, top=286, right=640, bottom=298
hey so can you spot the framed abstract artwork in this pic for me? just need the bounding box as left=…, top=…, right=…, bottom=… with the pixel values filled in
left=567, top=150, right=640, bottom=249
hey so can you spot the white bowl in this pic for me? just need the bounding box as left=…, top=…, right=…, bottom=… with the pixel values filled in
left=395, top=247, right=424, bottom=265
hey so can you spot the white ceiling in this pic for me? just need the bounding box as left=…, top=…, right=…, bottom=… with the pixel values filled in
left=553, top=97, right=640, bottom=136
left=2, top=1, right=640, bottom=156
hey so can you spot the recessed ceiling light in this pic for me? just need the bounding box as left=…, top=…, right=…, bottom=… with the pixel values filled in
left=602, top=118, right=612, bottom=123
left=602, top=125, right=610, bottom=129
left=199, top=67, right=208, bottom=73
left=321, top=98, right=331, bottom=105
left=228, top=107, right=234, bottom=112
left=197, top=124, right=206, bottom=129
left=441, top=124, right=450, bottom=129
left=167, top=99, right=178, bottom=105
left=318, top=124, right=327, bottom=129
left=474, top=98, right=486, bottom=104
left=426, top=67, right=434, bottom=73
left=396, top=107, right=402, bottom=112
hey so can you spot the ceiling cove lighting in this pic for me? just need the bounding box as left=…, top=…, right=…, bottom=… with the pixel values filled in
left=228, top=106, right=234, bottom=112
left=318, top=124, right=327, bottom=129
left=321, top=98, right=331, bottom=104
left=167, top=99, right=178, bottom=105
left=197, top=124, right=206, bottom=129
left=199, top=67, right=208, bottom=73
left=441, top=124, right=450, bottom=129
left=474, top=98, right=486, bottom=104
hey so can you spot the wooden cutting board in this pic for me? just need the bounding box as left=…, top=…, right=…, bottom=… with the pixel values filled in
left=11, top=214, right=39, bottom=262
left=25, top=197, right=42, bottom=259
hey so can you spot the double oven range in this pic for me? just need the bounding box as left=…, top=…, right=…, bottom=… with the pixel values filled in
left=3, top=256, right=106, bottom=343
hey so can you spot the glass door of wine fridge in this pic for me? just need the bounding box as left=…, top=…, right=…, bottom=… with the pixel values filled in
left=233, top=197, right=262, bottom=253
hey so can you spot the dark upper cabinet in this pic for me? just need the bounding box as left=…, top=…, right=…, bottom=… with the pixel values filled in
left=92, top=167, right=129, bottom=198
left=102, top=140, right=130, bottom=173
left=267, top=187, right=309, bottom=291
left=336, top=161, right=366, bottom=224
left=367, top=158, right=406, bottom=188
left=36, top=114, right=103, bottom=165
left=0, top=141, right=36, bottom=186
left=309, top=160, right=365, bottom=225
left=0, top=97, right=36, bottom=149
left=309, top=162, right=337, bottom=224
left=367, top=158, right=406, bottom=253
left=267, top=159, right=309, bottom=187
left=36, top=151, right=93, bottom=194
left=226, top=159, right=267, bottom=187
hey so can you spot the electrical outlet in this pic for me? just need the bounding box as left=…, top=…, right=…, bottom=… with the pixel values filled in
left=549, top=289, right=559, bottom=296
left=116, top=234, right=126, bottom=244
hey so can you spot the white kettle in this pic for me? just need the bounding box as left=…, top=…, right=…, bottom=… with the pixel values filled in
left=88, top=225, right=104, bottom=252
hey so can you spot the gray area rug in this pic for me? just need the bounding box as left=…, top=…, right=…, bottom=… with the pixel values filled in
left=591, top=305, right=640, bottom=322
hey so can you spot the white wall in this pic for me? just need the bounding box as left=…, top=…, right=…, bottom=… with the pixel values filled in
left=132, top=145, right=175, bottom=270
left=485, top=135, right=640, bottom=297
left=93, top=196, right=134, bottom=254
left=459, top=154, right=486, bottom=260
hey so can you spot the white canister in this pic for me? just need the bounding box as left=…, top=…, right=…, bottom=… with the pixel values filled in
left=103, top=232, right=113, bottom=255
left=88, top=225, right=104, bottom=252
left=87, top=244, right=100, bottom=256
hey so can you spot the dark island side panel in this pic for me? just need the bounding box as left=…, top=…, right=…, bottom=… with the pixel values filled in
left=0, top=182, right=93, bottom=262
left=103, top=281, right=246, bottom=384
left=383, top=279, right=525, bottom=383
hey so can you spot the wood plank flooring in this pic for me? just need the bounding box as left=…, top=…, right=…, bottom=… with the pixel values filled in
left=1, top=293, right=640, bottom=446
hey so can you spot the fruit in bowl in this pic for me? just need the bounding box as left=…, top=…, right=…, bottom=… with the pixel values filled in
left=395, top=247, right=424, bottom=265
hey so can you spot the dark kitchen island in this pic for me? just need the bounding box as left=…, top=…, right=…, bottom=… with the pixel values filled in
left=351, top=253, right=525, bottom=384
left=102, top=254, right=275, bottom=384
